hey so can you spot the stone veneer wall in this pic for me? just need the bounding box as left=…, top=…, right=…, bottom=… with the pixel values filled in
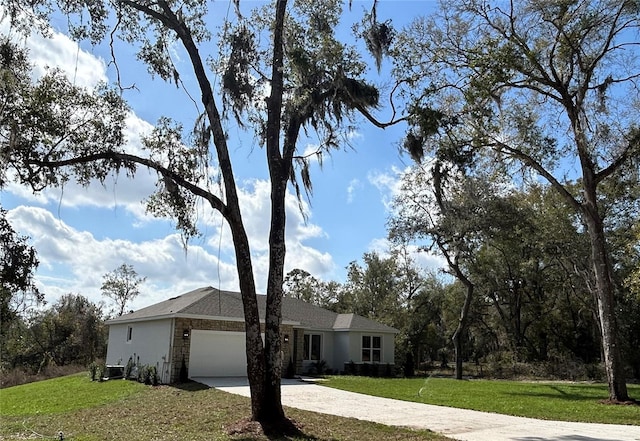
left=171, top=317, right=299, bottom=383
left=292, top=328, right=305, bottom=374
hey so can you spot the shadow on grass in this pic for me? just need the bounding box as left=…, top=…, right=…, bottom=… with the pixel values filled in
left=227, top=416, right=319, bottom=441
left=170, top=380, right=210, bottom=392
left=262, top=418, right=319, bottom=441
left=506, top=384, right=608, bottom=402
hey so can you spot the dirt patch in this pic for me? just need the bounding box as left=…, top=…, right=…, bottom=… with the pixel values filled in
left=225, top=417, right=306, bottom=438
left=226, top=418, right=265, bottom=437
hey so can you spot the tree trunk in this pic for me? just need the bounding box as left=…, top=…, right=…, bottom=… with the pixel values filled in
left=438, top=242, right=474, bottom=380
left=572, top=107, right=630, bottom=401
left=257, top=0, right=289, bottom=424
left=226, top=216, right=267, bottom=417
left=583, top=203, right=629, bottom=402
left=452, top=279, right=473, bottom=380
left=260, top=174, right=287, bottom=422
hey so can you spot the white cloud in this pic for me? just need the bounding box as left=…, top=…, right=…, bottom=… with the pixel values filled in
left=5, top=157, right=158, bottom=226
left=1, top=8, right=338, bottom=308
left=367, top=166, right=407, bottom=210
left=301, top=144, right=323, bottom=164
left=284, top=241, right=334, bottom=277
left=367, top=237, right=393, bottom=256
left=28, top=32, right=107, bottom=88
left=6, top=206, right=239, bottom=310
left=204, top=178, right=325, bottom=243
left=5, top=174, right=337, bottom=308
left=201, top=178, right=332, bottom=289
left=346, top=178, right=362, bottom=204
left=1, top=14, right=108, bottom=88
left=365, top=164, right=448, bottom=275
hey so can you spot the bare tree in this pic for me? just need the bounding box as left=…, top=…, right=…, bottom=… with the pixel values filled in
left=101, top=264, right=146, bottom=317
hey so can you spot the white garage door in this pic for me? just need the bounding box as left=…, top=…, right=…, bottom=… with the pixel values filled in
left=189, top=330, right=247, bottom=377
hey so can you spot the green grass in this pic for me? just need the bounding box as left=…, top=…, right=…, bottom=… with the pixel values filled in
left=0, top=373, right=146, bottom=415
left=323, top=376, right=640, bottom=425
left=0, top=375, right=449, bottom=441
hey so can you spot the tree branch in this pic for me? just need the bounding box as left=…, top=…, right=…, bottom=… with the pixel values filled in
left=353, top=102, right=408, bottom=129
left=27, top=151, right=230, bottom=218
left=491, top=140, right=583, bottom=214
left=595, top=128, right=640, bottom=184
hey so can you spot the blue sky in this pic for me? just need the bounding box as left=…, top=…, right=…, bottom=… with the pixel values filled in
left=1, top=1, right=444, bottom=313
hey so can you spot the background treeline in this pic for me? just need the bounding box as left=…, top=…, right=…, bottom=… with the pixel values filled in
left=284, top=182, right=640, bottom=381
left=1, top=293, right=108, bottom=388
left=3, top=177, right=639, bottom=386
left=1, top=206, right=144, bottom=388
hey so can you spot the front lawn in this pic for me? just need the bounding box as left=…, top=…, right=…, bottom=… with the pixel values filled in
left=0, top=373, right=146, bottom=415
left=0, top=374, right=450, bottom=441
left=322, top=376, right=640, bottom=425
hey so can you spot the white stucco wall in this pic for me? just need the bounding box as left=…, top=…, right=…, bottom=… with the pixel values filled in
left=303, top=330, right=396, bottom=374
left=344, top=331, right=396, bottom=365
left=106, top=319, right=173, bottom=381
left=332, top=332, right=351, bottom=371
left=382, top=333, right=395, bottom=363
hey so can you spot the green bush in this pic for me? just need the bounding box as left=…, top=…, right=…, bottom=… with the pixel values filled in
left=88, top=362, right=99, bottom=381
left=132, top=364, right=159, bottom=385
left=312, top=359, right=327, bottom=375
left=125, top=357, right=134, bottom=379
left=147, top=366, right=159, bottom=386
left=345, top=360, right=355, bottom=375
left=137, top=365, right=146, bottom=384
left=96, top=363, right=106, bottom=382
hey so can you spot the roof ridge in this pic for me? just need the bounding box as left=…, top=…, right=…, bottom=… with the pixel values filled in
left=108, top=287, right=397, bottom=332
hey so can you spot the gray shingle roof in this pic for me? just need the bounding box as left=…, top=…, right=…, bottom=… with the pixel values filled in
left=108, top=286, right=398, bottom=333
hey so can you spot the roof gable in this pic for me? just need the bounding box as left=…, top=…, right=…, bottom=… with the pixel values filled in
left=108, top=286, right=212, bottom=322
left=333, top=313, right=397, bottom=333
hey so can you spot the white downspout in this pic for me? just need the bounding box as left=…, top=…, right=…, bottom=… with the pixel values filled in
left=164, top=317, right=175, bottom=384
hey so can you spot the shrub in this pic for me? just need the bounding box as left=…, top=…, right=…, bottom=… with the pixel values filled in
left=88, top=362, right=99, bottom=381
left=1, top=364, right=87, bottom=389
left=96, top=363, right=106, bottom=382
left=311, top=359, right=327, bottom=375
left=125, top=357, right=134, bottom=379
left=345, top=360, right=355, bottom=375
left=147, top=365, right=159, bottom=385
left=140, top=365, right=155, bottom=384
left=179, top=357, right=188, bottom=383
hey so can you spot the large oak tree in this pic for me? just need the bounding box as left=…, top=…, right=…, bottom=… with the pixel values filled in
left=394, top=0, right=639, bottom=401
left=1, top=0, right=392, bottom=425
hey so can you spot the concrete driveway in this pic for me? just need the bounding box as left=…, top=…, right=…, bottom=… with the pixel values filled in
left=194, top=377, right=640, bottom=441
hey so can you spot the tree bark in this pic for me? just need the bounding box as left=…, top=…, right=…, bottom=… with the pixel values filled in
left=452, top=280, right=473, bottom=380
left=572, top=105, right=629, bottom=402
left=228, top=221, right=267, bottom=418
left=582, top=191, right=629, bottom=401
left=261, top=173, right=287, bottom=421
left=257, top=0, right=289, bottom=423
left=436, top=237, right=474, bottom=380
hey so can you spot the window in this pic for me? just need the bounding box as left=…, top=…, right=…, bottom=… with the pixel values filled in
left=362, top=335, right=381, bottom=362
left=303, top=334, right=321, bottom=360
left=126, top=326, right=133, bottom=342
